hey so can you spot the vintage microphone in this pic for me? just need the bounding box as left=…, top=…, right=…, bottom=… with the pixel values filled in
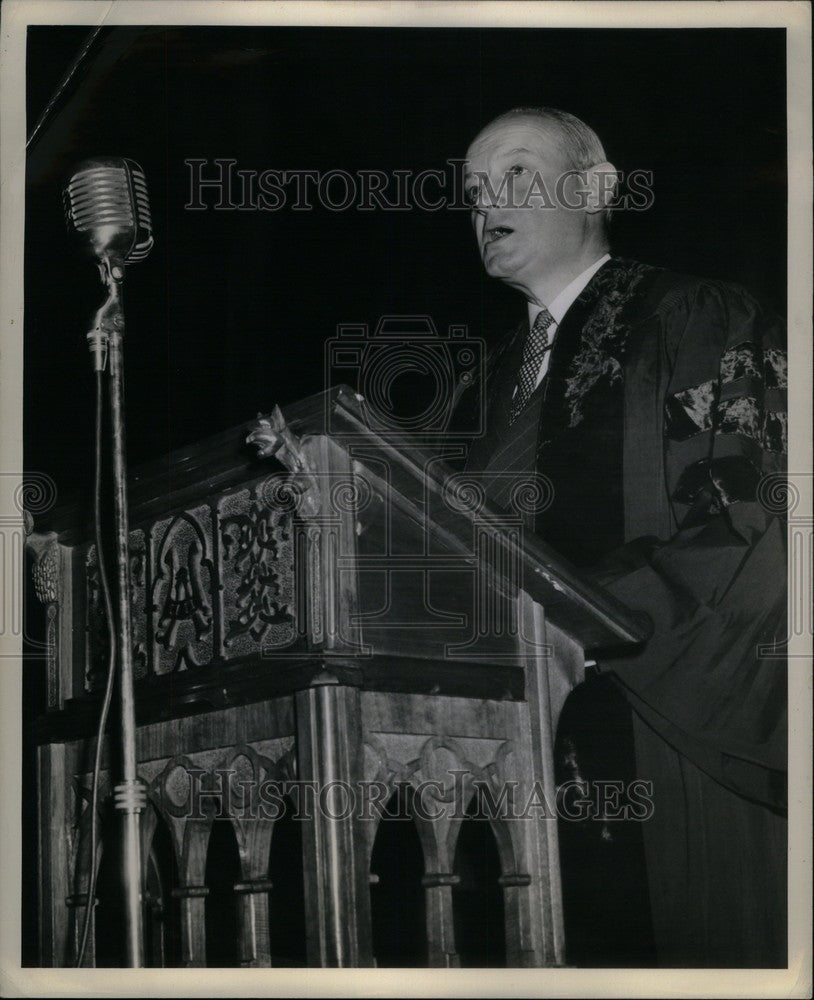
left=63, top=157, right=153, bottom=968
left=64, top=157, right=153, bottom=260
left=64, top=158, right=153, bottom=370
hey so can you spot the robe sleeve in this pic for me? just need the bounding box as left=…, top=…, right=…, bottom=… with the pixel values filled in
left=591, top=279, right=789, bottom=810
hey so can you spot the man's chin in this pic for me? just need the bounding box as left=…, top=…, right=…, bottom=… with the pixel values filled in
left=483, top=247, right=514, bottom=278
left=483, top=253, right=518, bottom=281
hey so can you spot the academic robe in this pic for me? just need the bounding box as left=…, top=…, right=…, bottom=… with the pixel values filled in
left=459, top=257, right=788, bottom=967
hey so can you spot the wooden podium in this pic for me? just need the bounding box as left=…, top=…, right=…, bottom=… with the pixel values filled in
left=30, top=387, right=648, bottom=968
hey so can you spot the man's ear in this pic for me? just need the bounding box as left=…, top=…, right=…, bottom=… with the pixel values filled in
left=585, top=161, right=619, bottom=214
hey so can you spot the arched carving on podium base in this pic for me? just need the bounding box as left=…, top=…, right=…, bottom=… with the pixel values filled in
left=451, top=795, right=508, bottom=967
left=93, top=805, right=128, bottom=968
left=141, top=807, right=183, bottom=967
left=360, top=730, right=532, bottom=967
left=204, top=819, right=241, bottom=968
left=368, top=785, right=427, bottom=967
left=268, top=796, right=308, bottom=967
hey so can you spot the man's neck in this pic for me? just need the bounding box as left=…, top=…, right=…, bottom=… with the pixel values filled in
left=519, top=246, right=611, bottom=310
left=527, top=253, right=611, bottom=327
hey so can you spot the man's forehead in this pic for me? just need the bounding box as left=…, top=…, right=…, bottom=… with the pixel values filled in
left=465, top=118, right=563, bottom=168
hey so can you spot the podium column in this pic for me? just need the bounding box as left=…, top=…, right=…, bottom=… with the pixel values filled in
left=37, top=742, right=73, bottom=966
left=518, top=589, right=585, bottom=966
left=296, top=673, right=373, bottom=967
left=172, top=884, right=208, bottom=967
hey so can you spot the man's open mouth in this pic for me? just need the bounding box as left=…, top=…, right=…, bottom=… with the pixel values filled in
left=484, top=225, right=513, bottom=246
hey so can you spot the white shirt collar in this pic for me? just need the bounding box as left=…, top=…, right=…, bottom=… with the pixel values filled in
left=527, top=253, right=611, bottom=329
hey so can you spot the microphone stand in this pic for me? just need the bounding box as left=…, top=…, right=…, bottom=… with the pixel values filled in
left=89, top=256, right=145, bottom=968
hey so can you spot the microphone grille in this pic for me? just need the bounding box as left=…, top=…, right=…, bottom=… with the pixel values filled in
left=126, top=163, right=153, bottom=261
left=63, top=157, right=153, bottom=263
left=64, top=163, right=134, bottom=231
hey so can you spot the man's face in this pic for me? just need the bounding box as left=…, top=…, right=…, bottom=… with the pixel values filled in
left=464, top=117, right=588, bottom=292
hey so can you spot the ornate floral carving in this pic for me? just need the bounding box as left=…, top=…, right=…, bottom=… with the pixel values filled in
left=26, top=530, right=62, bottom=705
left=246, top=404, right=320, bottom=517
left=30, top=537, right=59, bottom=604
left=218, top=485, right=296, bottom=658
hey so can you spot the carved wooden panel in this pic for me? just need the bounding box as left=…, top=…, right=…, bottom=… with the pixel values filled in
left=217, top=482, right=296, bottom=660
left=28, top=533, right=64, bottom=708
left=81, top=482, right=299, bottom=689
left=130, top=533, right=149, bottom=679
left=31, top=537, right=62, bottom=706
left=151, top=507, right=214, bottom=674
left=85, top=530, right=148, bottom=691
left=45, top=603, right=59, bottom=705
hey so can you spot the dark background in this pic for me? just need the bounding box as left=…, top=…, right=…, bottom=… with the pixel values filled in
left=23, top=25, right=787, bottom=964
left=26, top=26, right=787, bottom=497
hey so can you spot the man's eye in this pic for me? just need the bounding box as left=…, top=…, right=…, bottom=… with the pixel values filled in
left=465, top=185, right=479, bottom=205
left=508, top=164, right=526, bottom=177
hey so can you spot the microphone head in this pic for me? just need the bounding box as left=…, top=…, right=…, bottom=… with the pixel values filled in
left=63, top=157, right=153, bottom=264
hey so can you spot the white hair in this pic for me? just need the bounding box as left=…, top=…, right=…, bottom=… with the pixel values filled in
left=487, top=106, right=608, bottom=170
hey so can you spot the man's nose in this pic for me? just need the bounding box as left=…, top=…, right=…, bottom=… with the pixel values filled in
left=477, top=179, right=512, bottom=212
left=474, top=182, right=497, bottom=210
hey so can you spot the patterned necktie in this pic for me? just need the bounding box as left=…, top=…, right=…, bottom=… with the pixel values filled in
left=510, top=307, right=555, bottom=424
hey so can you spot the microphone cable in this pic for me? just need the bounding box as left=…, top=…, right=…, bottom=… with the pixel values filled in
left=75, top=369, right=118, bottom=968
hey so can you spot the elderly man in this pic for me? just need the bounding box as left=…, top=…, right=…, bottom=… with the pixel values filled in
left=460, top=107, right=788, bottom=967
